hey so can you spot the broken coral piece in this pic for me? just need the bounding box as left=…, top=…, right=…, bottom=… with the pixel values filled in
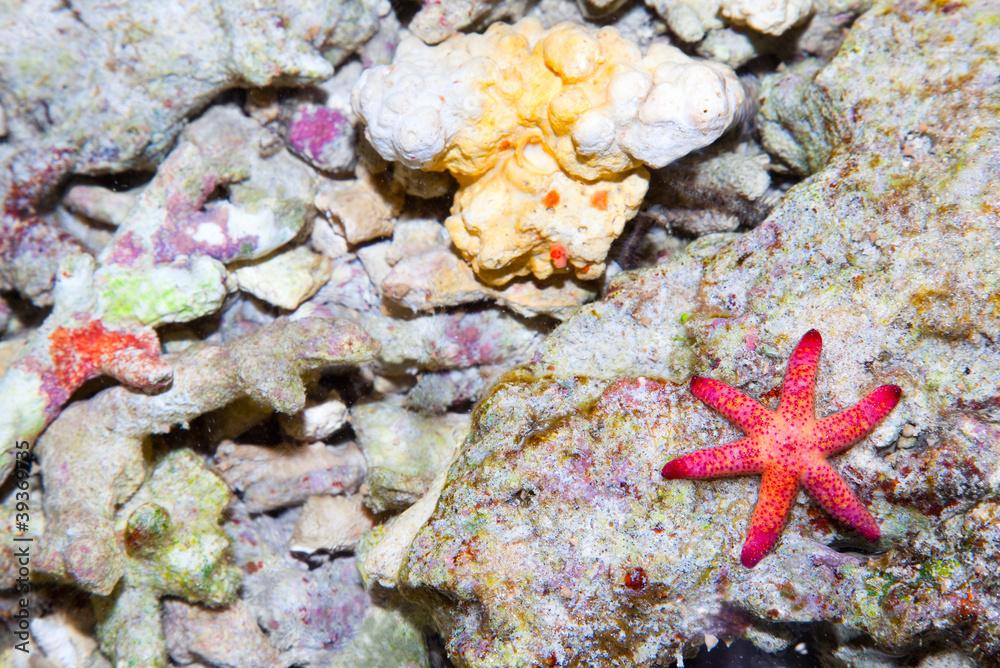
left=327, top=604, right=431, bottom=668
left=233, top=245, right=333, bottom=310
left=164, top=599, right=280, bottom=668
left=226, top=503, right=370, bottom=666
left=646, top=0, right=814, bottom=43
left=353, top=18, right=745, bottom=285
left=282, top=62, right=364, bottom=175
left=646, top=136, right=778, bottom=233
left=756, top=58, right=836, bottom=176
left=0, top=105, right=317, bottom=483
left=214, top=441, right=366, bottom=513
left=358, top=447, right=456, bottom=590
left=93, top=449, right=240, bottom=668
left=408, top=0, right=532, bottom=45
left=29, top=605, right=99, bottom=668
left=278, top=388, right=349, bottom=441
left=352, top=396, right=469, bottom=513
left=35, top=316, right=377, bottom=596
left=720, top=0, right=813, bottom=35
left=290, top=494, right=375, bottom=555
left=0, top=148, right=84, bottom=307
left=315, top=162, right=404, bottom=244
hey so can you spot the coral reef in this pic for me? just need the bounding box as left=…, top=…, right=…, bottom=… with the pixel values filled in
left=387, top=3, right=1000, bottom=664
left=1, top=0, right=996, bottom=666
left=354, top=18, right=745, bottom=284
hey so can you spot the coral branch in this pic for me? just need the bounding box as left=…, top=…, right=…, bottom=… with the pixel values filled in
left=0, top=106, right=318, bottom=482
left=36, top=316, right=377, bottom=595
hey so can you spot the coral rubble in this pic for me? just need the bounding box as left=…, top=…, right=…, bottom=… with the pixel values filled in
left=1, top=0, right=996, bottom=666
left=36, top=317, right=376, bottom=595
left=0, top=105, right=318, bottom=482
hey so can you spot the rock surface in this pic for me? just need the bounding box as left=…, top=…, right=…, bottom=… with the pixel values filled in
left=391, top=3, right=1000, bottom=665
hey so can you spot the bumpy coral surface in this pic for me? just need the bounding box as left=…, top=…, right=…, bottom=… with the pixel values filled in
left=662, top=330, right=901, bottom=567
left=94, top=449, right=241, bottom=668
left=354, top=18, right=744, bottom=284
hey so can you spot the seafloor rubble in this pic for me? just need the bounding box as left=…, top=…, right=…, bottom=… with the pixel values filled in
left=0, top=0, right=996, bottom=667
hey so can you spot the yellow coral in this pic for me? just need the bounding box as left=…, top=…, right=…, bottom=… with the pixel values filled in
left=355, top=19, right=744, bottom=285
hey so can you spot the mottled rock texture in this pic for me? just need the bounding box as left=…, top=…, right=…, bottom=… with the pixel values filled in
left=392, top=3, right=999, bottom=665
left=0, top=0, right=382, bottom=303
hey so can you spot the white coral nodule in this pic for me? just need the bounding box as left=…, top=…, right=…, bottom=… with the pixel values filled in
left=353, top=18, right=744, bottom=285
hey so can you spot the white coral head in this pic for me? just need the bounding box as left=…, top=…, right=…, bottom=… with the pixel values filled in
left=621, top=60, right=745, bottom=167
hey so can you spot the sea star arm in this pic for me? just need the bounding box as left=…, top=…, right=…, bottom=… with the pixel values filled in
left=661, top=438, right=762, bottom=479
left=741, top=468, right=799, bottom=568
left=801, top=459, right=880, bottom=541
left=689, top=376, right=773, bottom=434
left=778, top=329, right=821, bottom=422
left=815, top=384, right=903, bottom=455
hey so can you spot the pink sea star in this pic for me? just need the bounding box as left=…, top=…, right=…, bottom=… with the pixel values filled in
left=661, top=330, right=902, bottom=568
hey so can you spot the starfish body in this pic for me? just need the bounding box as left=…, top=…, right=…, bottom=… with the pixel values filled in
left=661, top=330, right=901, bottom=568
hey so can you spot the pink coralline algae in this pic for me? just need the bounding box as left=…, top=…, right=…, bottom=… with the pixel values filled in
left=661, top=330, right=902, bottom=568
left=288, top=106, right=349, bottom=163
